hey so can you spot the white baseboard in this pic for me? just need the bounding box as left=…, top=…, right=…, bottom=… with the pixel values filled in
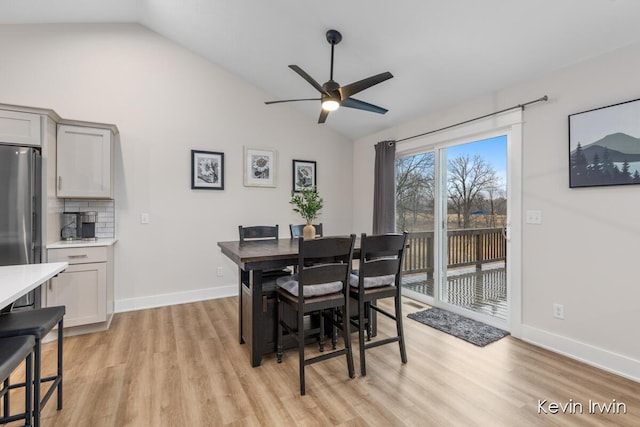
left=114, top=284, right=236, bottom=313
left=518, top=325, right=640, bottom=383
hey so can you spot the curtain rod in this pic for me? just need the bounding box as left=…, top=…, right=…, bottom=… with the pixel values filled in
left=394, top=95, right=548, bottom=144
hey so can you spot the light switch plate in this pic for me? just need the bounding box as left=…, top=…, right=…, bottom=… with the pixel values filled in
left=140, top=212, right=150, bottom=224
left=526, top=210, right=542, bottom=224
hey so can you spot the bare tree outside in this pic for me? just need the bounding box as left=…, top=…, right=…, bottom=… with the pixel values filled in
left=395, top=153, right=435, bottom=232
left=447, top=154, right=501, bottom=229
left=395, top=149, right=506, bottom=232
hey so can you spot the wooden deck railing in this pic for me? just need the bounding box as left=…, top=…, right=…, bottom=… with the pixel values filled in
left=402, top=228, right=506, bottom=278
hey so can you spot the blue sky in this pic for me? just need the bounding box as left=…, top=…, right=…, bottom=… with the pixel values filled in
left=447, top=135, right=507, bottom=186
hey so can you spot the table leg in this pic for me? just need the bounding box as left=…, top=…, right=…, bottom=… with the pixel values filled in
left=238, top=267, right=245, bottom=344
left=249, top=270, right=264, bottom=367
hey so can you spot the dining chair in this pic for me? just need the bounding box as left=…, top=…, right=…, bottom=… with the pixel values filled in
left=289, top=223, right=324, bottom=239
left=0, top=336, right=35, bottom=426
left=238, top=225, right=290, bottom=278
left=275, top=235, right=356, bottom=395
left=349, top=232, right=408, bottom=376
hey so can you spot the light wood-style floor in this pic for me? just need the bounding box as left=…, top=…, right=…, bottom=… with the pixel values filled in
left=6, top=297, right=640, bottom=426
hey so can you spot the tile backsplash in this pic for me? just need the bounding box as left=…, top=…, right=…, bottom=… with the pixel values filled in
left=63, top=199, right=115, bottom=238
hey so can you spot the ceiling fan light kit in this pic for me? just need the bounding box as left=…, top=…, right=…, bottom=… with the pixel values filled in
left=321, top=98, right=340, bottom=111
left=265, top=29, right=393, bottom=123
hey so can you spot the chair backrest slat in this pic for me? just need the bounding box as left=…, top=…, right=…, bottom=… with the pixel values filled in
left=361, top=258, right=399, bottom=277
left=239, top=225, right=279, bottom=241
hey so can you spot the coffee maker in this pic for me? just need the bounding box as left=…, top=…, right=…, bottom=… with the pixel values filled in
left=60, top=211, right=98, bottom=240
left=79, top=211, right=97, bottom=240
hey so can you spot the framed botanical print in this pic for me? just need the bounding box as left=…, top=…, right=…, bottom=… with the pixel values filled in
left=191, top=150, right=224, bottom=190
left=244, top=147, right=277, bottom=187
left=292, top=159, right=317, bottom=192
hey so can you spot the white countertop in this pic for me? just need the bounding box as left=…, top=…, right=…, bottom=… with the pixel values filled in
left=46, top=238, right=118, bottom=249
left=0, top=262, right=68, bottom=309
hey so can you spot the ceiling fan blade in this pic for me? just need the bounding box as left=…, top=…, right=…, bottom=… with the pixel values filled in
left=265, top=98, right=321, bottom=105
left=341, top=97, right=388, bottom=114
left=338, top=71, right=393, bottom=100
left=289, top=65, right=330, bottom=95
left=318, top=109, right=329, bottom=124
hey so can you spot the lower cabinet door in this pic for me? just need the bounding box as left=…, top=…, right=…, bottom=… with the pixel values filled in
left=48, top=262, right=107, bottom=327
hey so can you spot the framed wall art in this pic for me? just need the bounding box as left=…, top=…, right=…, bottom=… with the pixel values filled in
left=292, top=159, right=317, bottom=192
left=244, top=147, right=277, bottom=187
left=569, top=98, right=640, bottom=188
left=191, top=150, right=224, bottom=190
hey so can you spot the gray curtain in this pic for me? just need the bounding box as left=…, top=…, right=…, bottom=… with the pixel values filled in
left=372, top=140, right=396, bottom=234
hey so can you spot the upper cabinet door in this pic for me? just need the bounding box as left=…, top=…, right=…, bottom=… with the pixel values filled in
left=0, top=110, right=41, bottom=146
left=57, top=124, right=113, bottom=199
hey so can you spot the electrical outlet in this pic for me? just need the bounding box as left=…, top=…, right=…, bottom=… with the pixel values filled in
left=216, top=267, right=224, bottom=277
left=553, top=303, right=565, bottom=319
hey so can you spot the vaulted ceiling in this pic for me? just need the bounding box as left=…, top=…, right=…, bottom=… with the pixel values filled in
left=3, top=0, right=640, bottom=139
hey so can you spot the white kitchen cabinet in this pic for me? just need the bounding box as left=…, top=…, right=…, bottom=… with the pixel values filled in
left=0, top=109, right=41, bottom=146
left=57, top=124, right=113, bottom=198
left=46, top=245, right=114, bottom=330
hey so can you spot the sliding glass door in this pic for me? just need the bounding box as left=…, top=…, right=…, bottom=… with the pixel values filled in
left=440, top=136, right=507, bottom=321
left=396, top=120, right=518, bottom=330
left=396, top=151, right=436, bottom=299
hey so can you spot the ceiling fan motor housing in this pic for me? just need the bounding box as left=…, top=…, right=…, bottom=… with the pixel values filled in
left=326, top=29, right=342, bottom=45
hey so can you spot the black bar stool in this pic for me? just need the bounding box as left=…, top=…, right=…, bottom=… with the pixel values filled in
left=349, top=232, right=408, bottom=376
left=0, top=335, right=35, bottom=426
left=0, top=306, right=65, bottom=427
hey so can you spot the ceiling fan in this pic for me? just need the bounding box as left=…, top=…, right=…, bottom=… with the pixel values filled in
left=265, top=29, right=393, bottom=123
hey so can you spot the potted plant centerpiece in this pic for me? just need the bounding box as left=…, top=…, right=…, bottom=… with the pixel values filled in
left=289, top=188, right=323, bottom=240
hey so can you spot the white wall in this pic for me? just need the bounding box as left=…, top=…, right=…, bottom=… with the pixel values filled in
left=353, top=43, right=640, bottom=380
left=0, top=23, right=353, bottom=309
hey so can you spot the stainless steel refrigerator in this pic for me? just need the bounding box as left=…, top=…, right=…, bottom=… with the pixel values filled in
left=0, top=143, right=42, bottom=310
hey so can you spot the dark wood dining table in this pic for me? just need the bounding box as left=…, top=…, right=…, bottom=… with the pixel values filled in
left=218, top=237, right=361, bottom=367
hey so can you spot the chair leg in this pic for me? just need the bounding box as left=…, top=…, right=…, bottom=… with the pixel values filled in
left=276, top=297, right=284, bottom=363
left=365, top=301, right=372, bottom=341
left=25, top=350, right=32, bottom=426
left=330, top=308, right=337, bottom=350
left=395, top=295, right=407, bottom=364
left=298, top=310, right=306, bottom=395
left=2, top=378, right=8, bottom=418
left=57, top=319, right=64, bottom=410
left=33, top=337, right=41, bottom=427
left=318, top=311, right=325, bottom=352
left=343, top=303, right=355, bottom=380
left=358, top=298, right=367, bottom=376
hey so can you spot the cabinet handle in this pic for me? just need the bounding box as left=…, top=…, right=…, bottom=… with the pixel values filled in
left=58, top=176, right=62, bottom=190
left=68, top=254, right=88, bottom=259
left=262, top=295, right=267, bottom=313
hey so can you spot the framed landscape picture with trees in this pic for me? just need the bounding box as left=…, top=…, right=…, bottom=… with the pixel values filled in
left=569, top=98, right=640, bottom=188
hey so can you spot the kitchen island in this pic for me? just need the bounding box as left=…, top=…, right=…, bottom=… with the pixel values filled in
left=0, top=262, right=68, bottom=309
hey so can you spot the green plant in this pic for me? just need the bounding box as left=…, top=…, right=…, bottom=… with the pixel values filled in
left=290, top=188, right=323, bottom=223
